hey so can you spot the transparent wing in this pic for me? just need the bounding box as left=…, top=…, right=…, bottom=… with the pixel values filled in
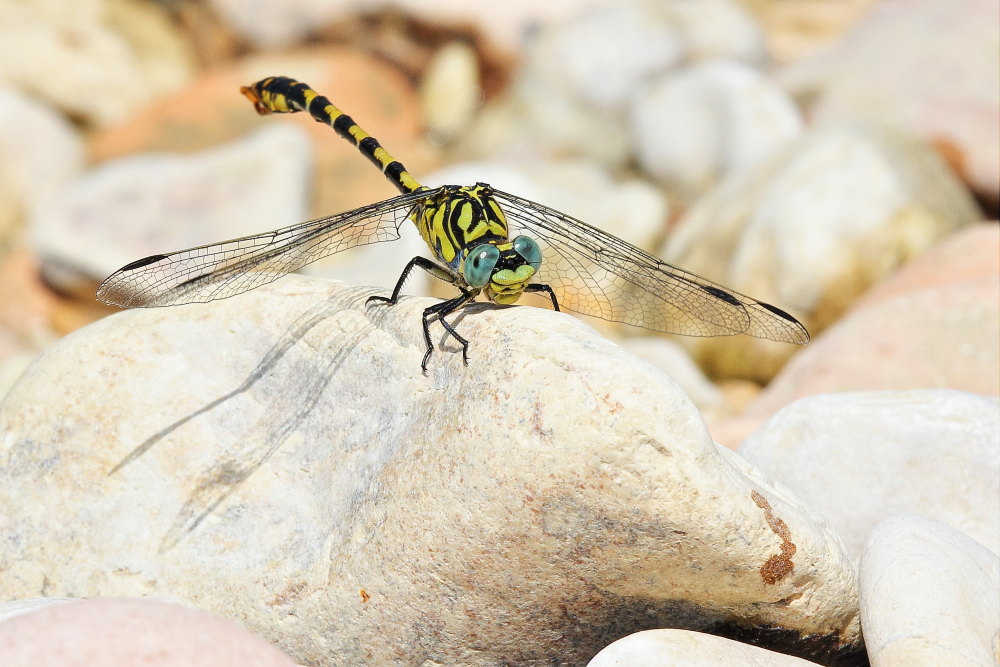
left=97, top=189, right=434, bottom=308
left=492, top=189, right=809, bottom=344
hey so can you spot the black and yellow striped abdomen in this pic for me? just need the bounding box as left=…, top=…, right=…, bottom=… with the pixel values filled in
left=242, top=77, right=513, bottom=272
left=240, top=76, right=423, bottom=195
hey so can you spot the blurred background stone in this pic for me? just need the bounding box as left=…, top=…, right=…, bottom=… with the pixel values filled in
left=779, top=0, right=1000, bottom=210
left=630, top=59, right=802, bottom=202
left=0, top=0, right=196, bottom=126
left=710, top=222, right=1000, bottom=446
left=86, top=48, right=436, bottom=221
left=662, top=121, right=981, bottom=381
left=0, top=89, right=84, bottom=234
left=458, top=0, right=767, bottom=170
left=33, top=125, right=312, bottom=298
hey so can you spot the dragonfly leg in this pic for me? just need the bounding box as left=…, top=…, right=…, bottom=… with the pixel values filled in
left=525, top=283, right=560, bottom=311
left=368, top=256, right=456, bottom=306
left=421, top=291, right=475, bottom=371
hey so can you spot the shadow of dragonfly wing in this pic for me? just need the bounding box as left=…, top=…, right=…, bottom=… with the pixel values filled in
left=109, top=287, right=379, bottom=553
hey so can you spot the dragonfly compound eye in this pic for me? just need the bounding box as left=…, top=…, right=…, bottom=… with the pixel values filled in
left=512, top=235, right=542, bottom=272
left=464, top=244, right=500, bottom=288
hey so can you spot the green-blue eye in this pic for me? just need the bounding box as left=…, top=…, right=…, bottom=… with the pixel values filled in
left=512, top=235, right=542, bottom=272
left=464, top=244, right=500, bottom=288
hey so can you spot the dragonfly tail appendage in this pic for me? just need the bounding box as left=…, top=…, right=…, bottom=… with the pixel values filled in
left=240, top=76, right=424, bottom=195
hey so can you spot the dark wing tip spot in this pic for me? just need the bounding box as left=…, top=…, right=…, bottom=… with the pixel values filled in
left=758, top=301, right=797, bottom=323
left=120, top=254, right=169, bottom=271
left=700, top=284, right=742, bottom=307
left=758, top=301, right=811, bottom=343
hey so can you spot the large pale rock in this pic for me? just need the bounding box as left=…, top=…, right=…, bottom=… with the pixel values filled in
left=711, top=223, right=1000, bottom=446
left=32, top=125, right=311, bottom=296
left=0, top=597, right=299, bottom=667
left=860, top=515, right=1000, bottom=666
left=739, top=390, right=1000, bottom=561
left=630, top=60, right=802, bottom=201
left=662, top=121, right=981, bottom=381
left=780, top=0, right=1000, bottom=206
left=0, top=277, right=862, bottom=665
left=588, top=628, right=822, bottom=666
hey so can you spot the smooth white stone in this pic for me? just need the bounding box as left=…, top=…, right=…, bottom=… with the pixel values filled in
left=630, top=60, right=802, bottom=199
left=860, top=515, right=1000, bottom=667
left=740, top=390, right=1000, bottom=560
left=588, top=628, right=822, bottom=666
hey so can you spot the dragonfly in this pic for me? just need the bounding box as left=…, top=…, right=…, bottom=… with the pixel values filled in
left=97, top=76, right=809, bottom=370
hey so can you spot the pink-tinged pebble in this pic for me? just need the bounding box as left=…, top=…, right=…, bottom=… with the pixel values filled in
left=0, top=597, right=298, bottom=667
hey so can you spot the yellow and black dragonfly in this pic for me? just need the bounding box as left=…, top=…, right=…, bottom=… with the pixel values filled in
left=98, top=76, right=809, bottom=370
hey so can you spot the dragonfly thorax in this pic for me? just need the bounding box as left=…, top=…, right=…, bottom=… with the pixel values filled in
left=416, top=183, right=510, bottom=267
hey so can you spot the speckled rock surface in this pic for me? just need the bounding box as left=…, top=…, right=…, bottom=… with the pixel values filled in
left=860, top=516, right=1000, bottom=667
left=0, top=276, right=862, bottom=665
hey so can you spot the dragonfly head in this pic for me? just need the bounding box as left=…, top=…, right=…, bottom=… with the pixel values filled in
left=462, top=235, right=542, bottom=305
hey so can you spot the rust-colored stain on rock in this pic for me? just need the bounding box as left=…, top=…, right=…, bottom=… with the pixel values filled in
left=751, top=490, right=797, bottom=585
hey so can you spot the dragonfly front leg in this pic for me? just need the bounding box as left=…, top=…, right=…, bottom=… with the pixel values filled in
left=421, top=291, right=476, bottom=371
left=525, top=283, right=560, bottom=311
left=368, top=256, right=477, bottom=370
